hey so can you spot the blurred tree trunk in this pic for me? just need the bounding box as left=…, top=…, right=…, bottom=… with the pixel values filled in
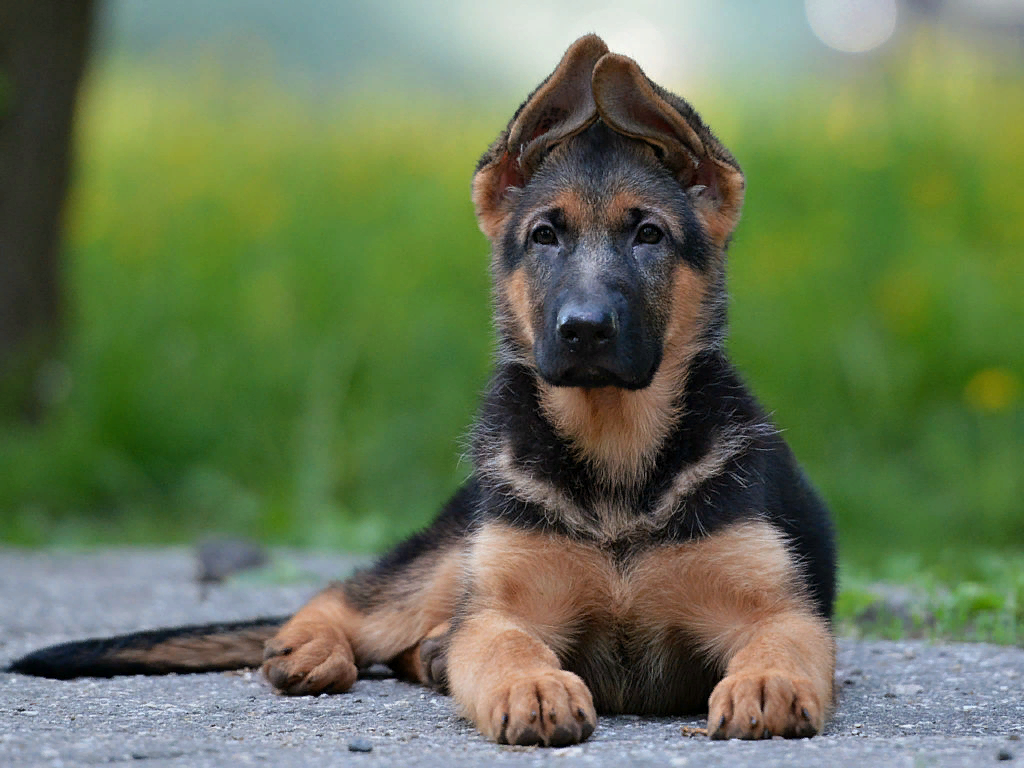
left=0, top=0, right=95, bottom=420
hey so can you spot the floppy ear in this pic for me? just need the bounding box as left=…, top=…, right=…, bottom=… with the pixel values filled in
left=591, top=53, right=745, bottom=246
left=472, top=34, right=609, bottom=241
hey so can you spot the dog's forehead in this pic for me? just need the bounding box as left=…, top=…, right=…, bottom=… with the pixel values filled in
left=520, top=121, right=688, bottom=228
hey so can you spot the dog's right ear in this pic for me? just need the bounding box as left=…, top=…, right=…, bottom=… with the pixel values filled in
left=472, top=34, right=609, bottom=241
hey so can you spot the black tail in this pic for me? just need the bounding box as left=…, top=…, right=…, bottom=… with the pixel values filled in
left=5, top=617, right=288, bottom=680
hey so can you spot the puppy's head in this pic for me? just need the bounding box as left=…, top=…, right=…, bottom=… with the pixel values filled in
left=474, top=35, right=745, bottom=391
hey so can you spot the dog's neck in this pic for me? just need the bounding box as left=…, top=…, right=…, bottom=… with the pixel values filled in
left=475, top=345, right=739, bottom=495
left=536, top=356, right=688, bottom=487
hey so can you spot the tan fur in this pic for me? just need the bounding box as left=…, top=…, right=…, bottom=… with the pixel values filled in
left=464, top=523, right=614, bottom=653
left=550, top=187, right=590, bottom=227
left=261, top=589, right=360, bottom=695
left=539, top=383, right=674, bottom=484
left=472, top=168, right=515, bottom=242
left=388, top=620, right=451, bottom=685
left=693, top=159, right=746, bottom=248
left=500, top=268, right=536, bottom=349
left=449, top=521, right=834, bottom=738
left=447, top=609, right=597, bottom=745
left=448, top=525, right=603, bottom=744
left=602, top=189, right=653, bottom=226
left=262, top=546, right=466, bottom=695
left=539, top=263, right=709, bottom=484
left=351, top=547, right=464, bottom=660
left=630, top=524, right=835, bottom=738
left=706, top=614, right=835, bottom=739
left=119, top=626, right=276, bottom=670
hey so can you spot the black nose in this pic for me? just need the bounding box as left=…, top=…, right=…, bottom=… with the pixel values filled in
left=557, top=304, right=618, bottom=353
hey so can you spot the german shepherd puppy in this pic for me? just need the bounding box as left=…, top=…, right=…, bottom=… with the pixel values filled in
left=8, top=35, right=837, bottom=746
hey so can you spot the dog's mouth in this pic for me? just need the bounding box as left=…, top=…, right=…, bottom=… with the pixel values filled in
left=537, top=360, right=655, bottom=390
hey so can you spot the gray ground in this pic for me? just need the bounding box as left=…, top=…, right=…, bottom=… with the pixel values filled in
left=1, top=548, right=1021, bottom=767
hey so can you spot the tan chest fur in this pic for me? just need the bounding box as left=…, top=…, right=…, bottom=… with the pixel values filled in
left=463, top=519, right=810, bottom=713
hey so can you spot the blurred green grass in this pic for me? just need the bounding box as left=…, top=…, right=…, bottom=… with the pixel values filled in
left=837, top=550, right=1022, bottom=645
left=1, top=44, right=1021, bottom=581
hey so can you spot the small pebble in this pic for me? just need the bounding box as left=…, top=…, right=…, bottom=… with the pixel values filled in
left=348, top=738, right=373, bottom=753
left=997, top=749, right=1013, bottom=761
left=893, top=684, right=924, bottom=696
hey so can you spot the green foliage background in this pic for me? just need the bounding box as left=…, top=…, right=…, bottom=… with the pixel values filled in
left=1, top=39, right=1021, bottom=578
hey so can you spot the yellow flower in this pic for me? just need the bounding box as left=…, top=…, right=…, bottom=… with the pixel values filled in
left=964, top=368, right=1021, bottom=412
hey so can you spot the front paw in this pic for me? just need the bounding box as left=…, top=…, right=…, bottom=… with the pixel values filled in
left=708, top=670, right=823, bottom=739
left=479, top=669, right=597, bottom=747
left=262, top=620, right=357, bottom=696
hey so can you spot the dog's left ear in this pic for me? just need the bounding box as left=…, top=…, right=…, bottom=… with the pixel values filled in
left=592, top=54, right=745, bottom=246
left=473, top=34, right=609, bottom=241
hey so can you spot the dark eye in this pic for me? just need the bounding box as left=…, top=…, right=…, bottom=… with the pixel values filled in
left=532, top=225, right=557, bottom=246
left=636, top=223, right=663, bottom=245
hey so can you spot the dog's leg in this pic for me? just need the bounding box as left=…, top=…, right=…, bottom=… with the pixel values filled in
left=706, top=608, right=834, bottom=739
left=634, top=520, right=835, bottom=739
left=262, top=584, right=362, bottom=694
left=263, top=550, right=464, bottom=695
left=447, top=609, right=597, bottom=747
left=262, top=486, right=474, bottom=695
left=445, top=523, right=602, bottom=746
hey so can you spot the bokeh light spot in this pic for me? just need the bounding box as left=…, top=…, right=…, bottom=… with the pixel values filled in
left=806, top=0, right=898, bottom=54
